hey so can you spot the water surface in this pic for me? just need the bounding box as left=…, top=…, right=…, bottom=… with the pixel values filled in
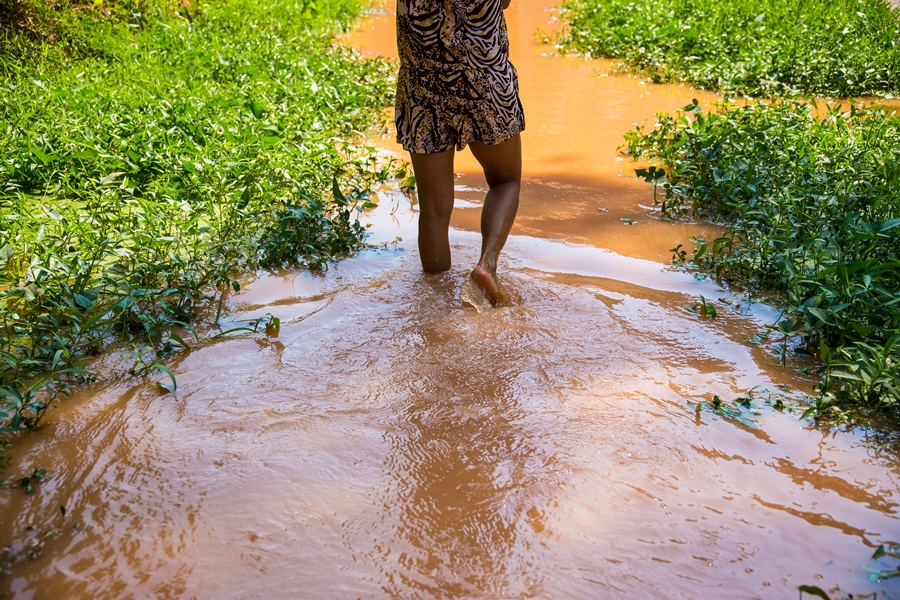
left=2, top=1, right=898, bottom=598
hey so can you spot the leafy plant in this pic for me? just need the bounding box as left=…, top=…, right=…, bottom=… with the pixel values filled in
left=869, top=544, right=900, bottom=582
left=624, top=99, right=900, bottom=416
left=1, top=504, right=68, bottom=576
left=798, top=544, right=900, bottom=599
left=688, top=295, right=717, bottom=318
left=0, top=0, right=399, bottom=434
left=689, top=389, right=782, bottom=427
left=559, top=0, right=900, bottom=97
left=17, top=467, right=49, bottom=495
left=634, top=165, right=667, bottom=214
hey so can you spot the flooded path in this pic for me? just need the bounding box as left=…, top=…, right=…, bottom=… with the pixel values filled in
left=3, top=1, right=899, bottom=598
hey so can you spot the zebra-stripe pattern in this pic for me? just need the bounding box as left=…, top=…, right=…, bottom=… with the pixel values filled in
left=395, top=0, right=525, bottom=154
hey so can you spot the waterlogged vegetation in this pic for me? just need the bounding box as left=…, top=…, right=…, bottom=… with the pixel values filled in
left=799, top=544, right=900, bottom=598
left=624, top=99, right=900, bottom=418
left=0, top=0, right=396, bottom=435
left=558, top=0, right=900, bottom=419
left=559, top=0, right=900, bottom=97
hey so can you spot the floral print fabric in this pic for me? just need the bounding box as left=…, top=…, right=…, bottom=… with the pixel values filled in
left=395, top=0, right=526, bottom=154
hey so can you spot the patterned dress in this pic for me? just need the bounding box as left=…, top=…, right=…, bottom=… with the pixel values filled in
left=395, top=0, right=526, bottom=154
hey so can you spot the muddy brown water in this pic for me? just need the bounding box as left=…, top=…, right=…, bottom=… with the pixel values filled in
left=3, top=1, right=899, bottom=598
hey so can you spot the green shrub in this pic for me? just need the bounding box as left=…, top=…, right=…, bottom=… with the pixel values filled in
left=560, top=0, right=900, bottom=97
left=624, top=100, right=900, bottom=415
left=0, top=0, right=396, bottom=431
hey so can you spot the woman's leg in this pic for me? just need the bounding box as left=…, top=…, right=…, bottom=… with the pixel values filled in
left=409, top=147, right=456, bottom=272
left=468, top=134, right=522, bottom=304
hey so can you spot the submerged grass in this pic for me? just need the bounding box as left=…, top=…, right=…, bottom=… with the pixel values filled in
left=623, top=100, right=900, bottom=418
left=559, top=0, right=900, bottom=98
left=0, top=0, right=396, bottom=433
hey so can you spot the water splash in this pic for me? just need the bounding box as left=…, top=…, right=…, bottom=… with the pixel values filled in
left=461, top=276, right=495, bottom=312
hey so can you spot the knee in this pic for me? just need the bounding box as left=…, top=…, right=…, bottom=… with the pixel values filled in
left=487, top=175, right=521, bottom=193
left=415, top=182, right=455, bottom=222
left=483, top=165, right=522, bottom=190
left=419, top=198, right=454, bottom=223
left=419, top=206, right=453, bottom=232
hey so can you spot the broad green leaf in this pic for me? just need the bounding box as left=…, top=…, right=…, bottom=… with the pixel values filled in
left=99, top=171, right=126, bottom=184
left=0, top=245, right=14, bottom=268
left=248, top=98, right=265, bottom=119
left=150, top=363, right=177, bottom=393
left=798, top=586, right=831, bottom=600
left=167, top=333, right=191, bottom=349
left=23, top=283, right=44, bottom=302
left=74, top=293, right=95, bottom=309
left=41, top=205, right=65, bottom=221
left=873, top=219, right=900, bottom=233
left=332, top=178, right=348, bottom=206
left=806, top=307, right=835, bottom=325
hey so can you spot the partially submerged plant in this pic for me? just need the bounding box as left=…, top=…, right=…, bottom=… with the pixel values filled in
left=625, top=99, right=900, bottom=417
left=0, top=0, right=400, bottom=433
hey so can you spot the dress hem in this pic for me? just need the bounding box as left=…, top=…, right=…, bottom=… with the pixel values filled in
left=397, top=122, right=525, bottom=155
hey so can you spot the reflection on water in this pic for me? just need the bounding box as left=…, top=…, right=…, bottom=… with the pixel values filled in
left=2, top=0, right=900, bottom=598
left=346, top=286, right=554, bottom=597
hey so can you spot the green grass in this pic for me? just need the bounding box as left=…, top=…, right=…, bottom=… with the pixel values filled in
left=624, top=99, right=900, bottom=417
left=560, top=0, right=900, bottom=97
left=0, top=0, right=396, bottom=432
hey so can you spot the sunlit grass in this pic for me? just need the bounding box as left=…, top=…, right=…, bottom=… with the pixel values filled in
left=560, top=0, right=900, bottom=97
left=624, top=99, right=900, bottom=416
left=0, top=0, right=396, bottom=432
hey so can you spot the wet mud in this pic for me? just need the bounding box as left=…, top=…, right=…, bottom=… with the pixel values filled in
left=2, top=1, right=898, bottom=598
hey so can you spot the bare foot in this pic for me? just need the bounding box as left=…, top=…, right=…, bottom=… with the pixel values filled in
left=470, top=266, right=506, bottom=306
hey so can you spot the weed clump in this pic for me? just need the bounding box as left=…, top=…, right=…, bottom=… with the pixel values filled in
left=624, top=100, right=900, bottom=417
left=559, top=0, right=900, bottom=98
left=0, top=0, right=396, bottom=432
